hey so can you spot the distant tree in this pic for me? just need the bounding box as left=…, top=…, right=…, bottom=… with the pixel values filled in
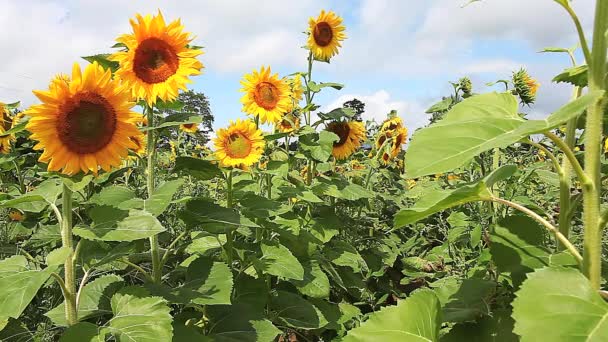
left=343, top=98, right=365, bottom=121
left=162, top=90, right=214, bottom=145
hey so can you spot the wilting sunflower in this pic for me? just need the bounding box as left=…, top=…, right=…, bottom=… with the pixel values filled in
left=110, top=11, right=203, bottom=105
left=0, top=103, right=16, bottom=154
left=512, top=68, right=539, bottom=105
left=307, top=10, right=346, bottom=61
left=214, top=119, right=265, bottom=168
left=326, top=121, right=365, bottom=160
left=240, top=66, right=292, bottom=124
left=180, top=123, right=198, bottom=133
left=278, top=113, right=301, bottom=133
left=26, top=62, right=143, bottom=175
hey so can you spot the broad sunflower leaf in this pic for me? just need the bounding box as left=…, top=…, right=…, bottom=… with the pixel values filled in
left=431, top=277, right=496, bottom=323
left=405, top=91, right=603, bottom=177
left=324, top=241, right=367, bottom=273
left=290, top=260, right=331, bottom=299
left=0, top=256, right=56, bottom=323
left=88, top=186, right=135, bottom=208
left=512, top=267, right=608, bottom=341
left=0, top=178, right=63, bottom=212
left=553, top=64, right=589, bottom=87
left=47, top=275, right=124, bottom=326
left=180, top=198, right=258, bottom=233
left=441, top=308, right=517, bottom=342
left=312, top=177, right=373, bottom=201
left=343, top=289, right=441, bottom=342
left=143, top=112, right=202, bottom=131
left=143, top=178, right=184, bottom=216
left=173, top=157, right=222, bottom=180
left=73, top=207, right=166, bottom=241
left=257, top=241, right=304, bottom=280
left=425, top=97, right=453, bottom=113
left=206, top=303, right=281, bottom=342
left=299, top=131, right=339, bottom=162
left=82, top=54, right=119, bottom=72
left=269, top=291, right=327, bottom=329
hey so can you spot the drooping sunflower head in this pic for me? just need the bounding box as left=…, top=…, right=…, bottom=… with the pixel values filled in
left=380, top=116, right=403, bottom=133
left=240, top=66, right=292, bottom=124
left=110, top=11, right=204, bottom=105
left=512, top=68, right=539, bottom=105
left=307, top=10, right=346, bottom=61
left=391, top=127, right=408, bottom=157
left=326, top=120, right=365, bottom=160
left=0, top=103, right=16, bottom=154
left=180, top=123, right=198, bottom=133
left=26, top=62, right=143, bottom=175
left=278, top=113, right=301, bottom=133
left=214, top=119, right=265, bottom=168
left=287, top=75, right=304, bottom=110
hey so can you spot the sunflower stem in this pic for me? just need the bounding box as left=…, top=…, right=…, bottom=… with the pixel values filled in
left=61, top=183, right=77, bottom=326
left=146, top=104, right=162, bottom=284
left=225, top=169, right=235, bottom=265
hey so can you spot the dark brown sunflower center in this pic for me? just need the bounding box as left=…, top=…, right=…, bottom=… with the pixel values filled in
left=182, top=123, right=195, bottom=129
left=253, top=82, right=279, bottom=110
left=225, top=133, right=252, bottom=158
left=57, top=92, right=117, bottom=154
left=133, top=38, right=180, bottom=84
left=329, top=122, right=350, bottom=147
left=313, top=22, right=333, bottom=47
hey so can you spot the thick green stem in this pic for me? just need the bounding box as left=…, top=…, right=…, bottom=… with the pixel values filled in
left=61, top=184, right=77, bottom=326
left=582, top=0, right=608, bottom=290
left=146, top=105, right=162, bottom=284
left=225, top=170, right=234, bottom=264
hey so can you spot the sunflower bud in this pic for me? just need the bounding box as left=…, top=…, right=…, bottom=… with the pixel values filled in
left=459, top=77, right=472, bottom=97
left=512, top=68, right=539, bottom=105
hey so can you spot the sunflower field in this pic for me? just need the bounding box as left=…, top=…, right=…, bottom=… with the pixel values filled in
left=0, top=1, right=608, bottom=341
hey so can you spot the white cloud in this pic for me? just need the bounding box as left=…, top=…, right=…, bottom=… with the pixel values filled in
left=460, top=59, right=522, bottom=75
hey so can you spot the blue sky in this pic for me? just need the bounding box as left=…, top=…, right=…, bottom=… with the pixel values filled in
left=0, top=0, right=596, bottom=135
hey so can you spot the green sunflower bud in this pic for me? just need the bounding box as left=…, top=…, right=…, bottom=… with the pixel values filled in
left=459, top=77, right=473, bottom=97
left=512, top=68, right=540, bottom=105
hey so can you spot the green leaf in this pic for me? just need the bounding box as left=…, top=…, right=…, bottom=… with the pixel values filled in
left=270, top=291, right=327, bottom=329
left=74, top=208, right=166, bottom=241
left=491, top=215, right=577, bottom=288
left=100, top=293, right=173, bottom=341
left=258, top=242, right=304, bottom=280
left=0, top=178, right=63, bottom=212
left=206, top=304, right=281, bottom=342
left=431, top=277, right=496, bottom=323
left=0, top=121, right=27, bottom=137
left=0, top=256, right=55, bottom=322
left=318, top=107, right=355, bottom=120
left=539, top=46, right=571, bottom=53
left=312, top=177, right=374, bottom=201
left=88, top=186, right=135, bottom=208
left=324, top=241, right=367, bottom=273
left=512, top=267, right=608, bottom=341
left=343, top=289, right=442, bottom=342
left=47, top=275, right=124, bottom=326
left=405, top=91, right=603, bottom=177
left=425, top=97, right=453, bottom=113
left=82, top=54, right=119, bottom=72
left=290, top=260, right=330, bottom=299
left=185, top=233, right=226, bottom=255
left=59, top=322, right=102, bottom=342
left=553, top=65, right=589, bottom=87
left=46, top=247, right=72, bottom=267
left=173, top=157, right=222, bottom=180
left=299, top=131, right=339, bottom=162
left=180, top=198, right=258, bottom=233
left=143, top=112, right=202, bottom=131
left=441, top=308, right=517, bottom=342
left=144, top=179, right=184, bottom=216
left=0, top=318, right=34, bottom=341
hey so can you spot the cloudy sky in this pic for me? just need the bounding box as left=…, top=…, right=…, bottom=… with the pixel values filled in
left=0, top=0, right=596, bottom=135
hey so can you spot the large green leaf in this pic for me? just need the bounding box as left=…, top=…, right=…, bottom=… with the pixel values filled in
left=491, top=215, right=577, bottom=288
left=431, top=277, right=496, bottom=323
left=59, top=322, right=102, bottom=342
left=0, top=256, right=55, bottom=323
left=405, top=91, right=603, bottom=177
left=74, top=208, right=165, bottom=241
left=0, top=178, right=63, bottom=212
left=257, top=242, right=304, bottom=280
left=441, top=308, right=517, bottom=342
left=144, top=179, right=184, bottom=216
left=99, top=293, right=173, bottom=341
left=512, top=267, right=608, bottom=341
left=344, top=289, right=442, bottom=342
left=299, top=131, right=339, bottom=162
left=394, top=165, right=516, bottom=228
left=206, top=304, right=281, bottom=342
left=180, top=198, right=258, bottom=233
left=312, top=178, right=373, bottom=201
left=47, top=275, right=124, bottom=326
left=553, top=64, right=589, bottom=87
left=290, top=260, right=330, bottom=299
left=173, top=157, right=222, bottom=180
left=324, top=241, right=367, bottom=273
left=269, top=291, right=327, bottom=329
left=88, top=186, right=135, bottom=208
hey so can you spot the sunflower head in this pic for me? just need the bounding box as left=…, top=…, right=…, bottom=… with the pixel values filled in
left=180, top=123, right=198, bottom=133
left=380, top=115, right=403, bottom=133
left=214, top=119, right=265, bottom=168
left=326, top=120, right=365, bottom=160
left=0, top=103, right=17, bottom=154
left=8, top=209, right=24, bottom=222
left=26, top=62, right=143, bottom=175
left=129, top=134, right=147, bottom=156
left=459, top=77, right=472, bottom=97
left=307, top=10, right=346, bottom=61
left=391, top=127, right=408, bottom=157
left=110, top=11, right=204, bottom=105
left=512, top=68, right=539, bottom=105
left=350, top=159, right=366, bottom=171
left=240, top=66, right=292, bottom=124
left=278, top=113, right=301, bottom=133
left=287, top=75, right=304, bottom=110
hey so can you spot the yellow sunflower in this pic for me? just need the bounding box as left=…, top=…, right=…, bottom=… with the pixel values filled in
left=278, top=113, right=300, bottom=133
left=0, top=103, right=16, bottom=154
left=8, top=209, right=24, bottom=222
left=380, top=116, right=403, bottom=132
left=391, top=127, right=408, bottom=157
left=26, top=62, right=143, bottom=175
left=326, top=121, right=365, bottom=160
left=129, top=134, right=147, bottom=156
left=287, top=75, right=304, bottom=110
left=214, top=119, right=265, bottom=168
left=240, top=66, right=292, bottom=124
left=110, top=11, right=203, bottom=105
left=180, top=123, right=198, bottom=133
left=307, top=10, right=346, bottom=61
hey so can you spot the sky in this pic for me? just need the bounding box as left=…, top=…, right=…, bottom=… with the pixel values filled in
left=0, top=0, right=597, bottom=137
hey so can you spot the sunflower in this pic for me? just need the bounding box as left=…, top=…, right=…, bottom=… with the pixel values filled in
left=8, top=209, right=24, bottom=222
left=307, top=10, right=346, bottom=61
left=512, top=68, right=539, bottom=105
left=110, top=11, right=203, bottom=105
left=380, top=116, right=403, bottom=132
left=214, top=119, right=265, bottom=168
left=26, top=62, right=143, bottom=175
left=278, top=113, right=300, bottom=133
left=129, top=134, right=146, bottom=156
left=240, top=66, right=292, bottom=124
left=287, top=75, right=304, bottom=110
left=0, top=103, right=16, bottom=154
left=326, top=121, right=365, bottom=160
left=391, top=127, right=408, bottom=157
left=180, top=123, right=198, bottom=133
